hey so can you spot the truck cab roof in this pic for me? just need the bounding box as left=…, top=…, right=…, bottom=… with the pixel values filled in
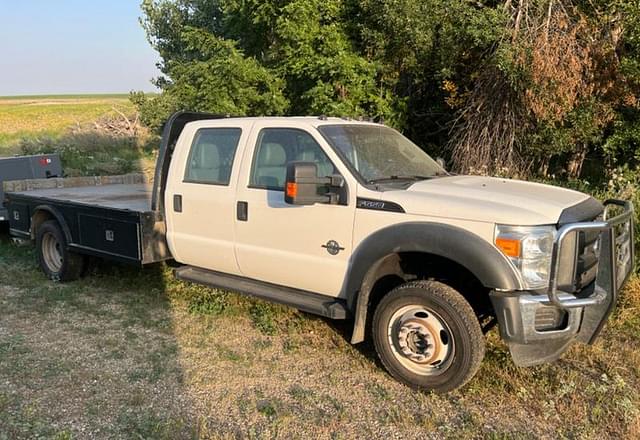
left=184, top=116, right=384, bottom=130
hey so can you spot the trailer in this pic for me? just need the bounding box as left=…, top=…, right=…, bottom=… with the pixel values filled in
left=0, top=154, right=61, bottom=221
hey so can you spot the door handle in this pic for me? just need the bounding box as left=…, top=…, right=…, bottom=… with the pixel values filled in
left=237, top=201, right=248, bottom=221
left=173, top=194, right=183, bottom=213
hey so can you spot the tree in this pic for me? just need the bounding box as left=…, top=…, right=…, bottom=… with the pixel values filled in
left=449, top=0, right=640, bottom=178
left=135, top=0, right=398, bottom=130
left=134, top=0, right=640, bottom=183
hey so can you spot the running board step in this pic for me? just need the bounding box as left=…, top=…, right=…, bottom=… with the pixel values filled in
left=174, top=266, right=349, bottom=320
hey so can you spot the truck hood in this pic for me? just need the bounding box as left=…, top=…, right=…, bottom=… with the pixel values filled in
left=383, top=175, right=593, bottom=225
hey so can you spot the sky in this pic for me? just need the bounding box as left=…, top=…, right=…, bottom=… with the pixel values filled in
left=0, top=1, right=161, bottom=96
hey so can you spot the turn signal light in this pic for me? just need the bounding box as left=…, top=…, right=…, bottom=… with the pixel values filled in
left=495, top=238, right=521, bottom=258
left=286, top=182, right=297, bottom=198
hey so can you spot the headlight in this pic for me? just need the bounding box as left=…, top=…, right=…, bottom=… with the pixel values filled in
left=495, top=225, right=556, bottom=290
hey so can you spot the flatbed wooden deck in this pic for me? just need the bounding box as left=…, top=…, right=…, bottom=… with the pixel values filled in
left=8, top=183, right=153, bottom=213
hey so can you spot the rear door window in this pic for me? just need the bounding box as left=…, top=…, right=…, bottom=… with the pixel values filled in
left=184, top=128, right=242, bottom=185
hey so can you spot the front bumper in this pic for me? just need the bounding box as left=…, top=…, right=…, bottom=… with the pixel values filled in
left=490, top=199, right=635, bottom=366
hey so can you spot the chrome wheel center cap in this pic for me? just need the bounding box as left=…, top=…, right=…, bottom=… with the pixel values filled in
left=397, top=319, right=437, bottom=363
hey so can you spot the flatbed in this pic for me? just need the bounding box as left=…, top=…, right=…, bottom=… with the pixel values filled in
left=9, top=183, right=152, bottom=212
left=6, top=175, right=169, bottom=265
left=2, top=112, right=211, bottom=267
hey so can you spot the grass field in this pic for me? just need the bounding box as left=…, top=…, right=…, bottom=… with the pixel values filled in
left=0, top=94, right=156, bottom=178
left=0, top=95, right=134, bottom=152
left=0, top=96, right=639, bottom=439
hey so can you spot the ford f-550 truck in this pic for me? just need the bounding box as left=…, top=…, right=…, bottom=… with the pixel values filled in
left=3, top=112, right=635, bottom=392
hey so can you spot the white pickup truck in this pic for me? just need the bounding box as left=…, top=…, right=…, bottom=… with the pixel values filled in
left=3, top=112, right=635, bottom=392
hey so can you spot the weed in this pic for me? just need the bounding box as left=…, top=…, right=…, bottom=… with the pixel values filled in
left=249, top=303, right=278, bottom=335
left=256, top=400, right=277, bottom=418
left=0, top=400, right=60, bottom=439
left=282, top=337, right=299, bottom=353
left=367, top=382, right=390, bottom=400
left=252, top=338, right=273, bottom=351
left=215, top=344, right=243, bottom=363
left=288, top=384, right=314, bottom=401
left=53, top=431, right=73, bottom=440
left=187, top=289, right=230, bottom=316
left=0, top=335, right=27, bottom=356
left=256, top=398, right=288, bottom=420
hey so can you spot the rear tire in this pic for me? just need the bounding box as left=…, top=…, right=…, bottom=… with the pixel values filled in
left=372, top=280, right=485, bottom=393
left=36, top=220, right=85, bottom=281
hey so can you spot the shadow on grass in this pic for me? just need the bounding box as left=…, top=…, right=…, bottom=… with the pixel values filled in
left=0, top=125, right=201, bottom=438
left=1, top=225, right=379, bottom=439
left=0, top=224, right=196, bottom=439
left=0, top=235, right=197, bottom=439
left=320, top=315, right=381, bottom=368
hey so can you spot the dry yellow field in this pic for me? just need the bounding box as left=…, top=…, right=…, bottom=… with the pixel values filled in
left=0, top=95, right=134, bottom=153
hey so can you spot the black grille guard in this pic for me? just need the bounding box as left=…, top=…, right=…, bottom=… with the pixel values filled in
left=547, top=199, right=635, bottom=309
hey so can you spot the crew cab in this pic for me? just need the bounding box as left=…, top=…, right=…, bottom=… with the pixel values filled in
left=3, top=112, right=635, bottom=392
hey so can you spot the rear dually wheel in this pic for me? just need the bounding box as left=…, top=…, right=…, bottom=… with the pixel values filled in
left=36, top=220, right=85, bottom=282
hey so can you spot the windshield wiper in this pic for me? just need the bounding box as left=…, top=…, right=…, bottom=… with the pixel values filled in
left=368, top=175, right=433, bottom=184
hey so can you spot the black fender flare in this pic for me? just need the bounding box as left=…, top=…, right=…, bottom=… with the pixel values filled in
left=345, top=222, right=522, bottom=343
left=31, top=205, right=73, bottom=243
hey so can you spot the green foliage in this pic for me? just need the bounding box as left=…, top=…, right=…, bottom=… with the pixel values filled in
left=18, top=132, right=146, bottom=177
left=136, top=0, right=399, bottom=128
left=249, top=302, right=277, bottom=335
left=134, top=0, right=640, bottom=182
left=272, top=0, right=390, bottom=118
left=130, top=91, right=179, bottom=132
left=133, top=2, right=289, bottom=131
left=604, top=111, right=640, bottom=165
left=187, top=288, right=230, bottom=316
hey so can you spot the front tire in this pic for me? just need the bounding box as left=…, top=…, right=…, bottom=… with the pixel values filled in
left=36, top=220, right=85, bottom=281
left=372, top=280, right=485, bottom=393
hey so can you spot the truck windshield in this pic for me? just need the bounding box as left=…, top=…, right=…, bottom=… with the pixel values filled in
left=317, top=125, right=446, bottom=184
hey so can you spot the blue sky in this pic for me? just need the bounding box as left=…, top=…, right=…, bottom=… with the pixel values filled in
left=0, top=1, right=161, bottom=96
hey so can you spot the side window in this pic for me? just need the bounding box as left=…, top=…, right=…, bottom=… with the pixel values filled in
left=250, top=128, right=336, bottom=190
left=184, top=128, right=242, bottom=185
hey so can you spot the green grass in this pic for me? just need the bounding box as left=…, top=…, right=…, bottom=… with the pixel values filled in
left=0, top=94, right=158, bottom=178
left=0, top=95, right=136, bottom=153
